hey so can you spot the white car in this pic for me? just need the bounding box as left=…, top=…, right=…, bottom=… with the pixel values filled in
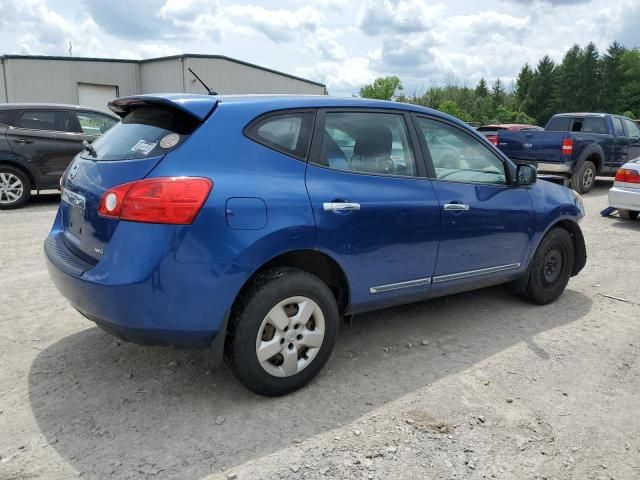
left=609, top=159, right=640, bottom=220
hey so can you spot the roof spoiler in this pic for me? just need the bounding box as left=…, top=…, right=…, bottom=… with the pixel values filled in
left=108, top=94, right=218, bottom=121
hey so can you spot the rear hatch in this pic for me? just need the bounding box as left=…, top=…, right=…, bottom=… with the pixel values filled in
left=497, top=130, right=568, bottom=163
left=60, top=95, right=217, bottom=264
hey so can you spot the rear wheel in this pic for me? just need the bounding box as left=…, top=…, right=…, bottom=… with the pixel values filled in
left=618, top=209, right=639, bottom=220
left=570, top=160, right=596, bottom=194
left=0, top=166, right=31, bottom=209
left=226, top=267, right=339, bottom=396
left=522, top=228, right=574, bottom=305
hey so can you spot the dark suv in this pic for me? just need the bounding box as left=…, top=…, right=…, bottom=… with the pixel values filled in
left=0, top=104, right=119, bottom=209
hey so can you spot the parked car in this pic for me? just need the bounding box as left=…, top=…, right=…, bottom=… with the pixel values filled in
left=0, top=103, right=119, bottom=209
left=497, top=113, right=640, bottom=194
left=45, top=94, right=587, bottom=396
left=608, top=158, right=640, bottom=219
left=477, top=123, right=543, bottom=146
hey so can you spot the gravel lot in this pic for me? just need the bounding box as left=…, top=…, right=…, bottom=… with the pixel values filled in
left=1, top=180, right=639, bottom=480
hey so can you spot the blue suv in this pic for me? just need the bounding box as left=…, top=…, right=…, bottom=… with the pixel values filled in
left=46, top=94, right=586, bottom=396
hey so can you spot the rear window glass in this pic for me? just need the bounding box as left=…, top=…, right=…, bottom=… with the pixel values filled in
left=82, top=105, right=200, bottom=161
left=546, top=117, right=571, bottom=131
left=245, top=111, right=314, bottom=160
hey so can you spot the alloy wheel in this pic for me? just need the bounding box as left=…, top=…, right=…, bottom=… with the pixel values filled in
left=0, top=172, right=24, bottom=205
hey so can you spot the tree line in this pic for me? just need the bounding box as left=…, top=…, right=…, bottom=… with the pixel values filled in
left=358, top=41, right=640, bottom=126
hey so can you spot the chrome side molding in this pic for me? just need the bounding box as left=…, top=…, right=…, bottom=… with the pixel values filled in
left=432, top=263, right=521, bottom=284
left=369, top=277, right=432, bottom=294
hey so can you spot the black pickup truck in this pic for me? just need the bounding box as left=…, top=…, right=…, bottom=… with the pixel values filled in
left=497, top=113, right=640, bottom=193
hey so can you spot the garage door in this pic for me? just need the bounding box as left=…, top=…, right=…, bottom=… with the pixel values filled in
left=77, top=83, right=118, bottom=112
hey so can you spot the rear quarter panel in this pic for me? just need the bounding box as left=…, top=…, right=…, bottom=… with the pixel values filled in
left=145, top=101, right=319, bottom=305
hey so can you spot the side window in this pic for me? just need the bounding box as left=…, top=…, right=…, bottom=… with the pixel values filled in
left=582, top=117, right=607, bottom=134
left=623, top=118, right=640, bottom=140
left=245, top=111, right=314, bottom=160
left=75, top=111, right=118, bottom=135
left=0, top=110, right=16, bottom=125
left=613, top=117, right=625, bottom=137
left=315, top=112, right=417, bottom=177
left=570, top=119, right=584, bottom=132
left=14, top=110, right=73, bottom=132
left=417, top=117, right=507, bottom=185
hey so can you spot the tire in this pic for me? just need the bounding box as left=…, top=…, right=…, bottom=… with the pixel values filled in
left=618, top=209, right=639, bottom=220
left=0, top=166, right=31, bottom=209
left=226, top=267, right=340, bottom=396
left=522, top=228, right=574, bottom=305
left=570, top=160, right=596, bottom=194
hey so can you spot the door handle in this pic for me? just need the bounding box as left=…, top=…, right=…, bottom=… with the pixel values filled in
left=444, top=203, right=470, bottom=211
left=13, top=139, right=33, bottom=145
left=323, top=202, right=361, bottom=212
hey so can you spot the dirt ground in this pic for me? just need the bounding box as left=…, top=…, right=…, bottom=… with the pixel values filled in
left=1, top=180, right=639, bottom=480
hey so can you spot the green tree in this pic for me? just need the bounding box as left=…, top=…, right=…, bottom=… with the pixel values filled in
left=555, top=44, right=582, bottom=112
left=491, top=78, right=506, bottom=114
left=359, top=76, right=403, bottom=100
left=579, top=42, right=601, bottom=111
left=437, top=100, right=469, bottom=120
left=620, top=49, right=640, bottom=116
left=527, top=55, right=558, bottom=125
left=600, top=41, right=627, bottom=112
left=475, top=78, right=489, bottom=98
left=514, top=64, right=534, bottom=105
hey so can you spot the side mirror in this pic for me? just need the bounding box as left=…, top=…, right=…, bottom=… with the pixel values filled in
left=516, top=163, right=537, bottom=186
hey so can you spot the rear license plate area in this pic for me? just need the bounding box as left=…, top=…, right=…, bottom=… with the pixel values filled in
left=61, top=189, right=86, bottom=238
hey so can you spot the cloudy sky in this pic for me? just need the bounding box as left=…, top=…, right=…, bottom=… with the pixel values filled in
left=0, top=0, right=638, bottom=95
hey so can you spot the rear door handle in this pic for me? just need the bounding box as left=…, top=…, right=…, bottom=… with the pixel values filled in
left=443, top=203, right=470, bottom=211
left=323, top=202, right=361, bottom=212
left=13, top=139, right=33, bottom=145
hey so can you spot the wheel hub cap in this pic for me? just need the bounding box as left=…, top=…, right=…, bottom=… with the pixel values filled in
left=255, top=296, right=325, bottom=378
left=542, top=247, right=563, bottom=284
left=0, top=172, right=24, bottom=205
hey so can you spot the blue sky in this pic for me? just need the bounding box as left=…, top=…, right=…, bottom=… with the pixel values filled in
left=0, top=0, right=638, bottom=95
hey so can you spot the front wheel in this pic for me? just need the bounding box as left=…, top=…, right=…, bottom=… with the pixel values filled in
left=522, top=228, right=574, bottom=305
left=618, top=209, right=639, bottom=220
left=570, top=160, right=596, bottom=194
left=226, top=267, right=339, bottom=396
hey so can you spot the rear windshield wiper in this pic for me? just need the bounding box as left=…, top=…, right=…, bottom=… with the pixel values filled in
left=82, top=140, right=97, bottom=158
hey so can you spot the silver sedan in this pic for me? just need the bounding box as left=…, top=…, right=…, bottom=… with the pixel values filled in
left=609, top=159, right=640, bottom=220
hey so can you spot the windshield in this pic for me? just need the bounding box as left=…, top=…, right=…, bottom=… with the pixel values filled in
left=82, top=105, right=200, bottom=161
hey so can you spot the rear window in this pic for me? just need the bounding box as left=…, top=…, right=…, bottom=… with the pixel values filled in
left=83, top=105, right=200, bottom=161
left=546, top=117, right=571, bottom=131
left=15, top=110, right=73, bottom=132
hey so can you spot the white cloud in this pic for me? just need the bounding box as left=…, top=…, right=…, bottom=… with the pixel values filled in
left=357, top=0, right=446, bottom=35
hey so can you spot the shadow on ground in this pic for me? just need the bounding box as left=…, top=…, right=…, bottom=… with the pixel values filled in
left=29, top=286, right=592, bottom=478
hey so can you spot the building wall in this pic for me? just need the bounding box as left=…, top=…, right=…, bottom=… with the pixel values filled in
left=2, top=58, right=139, bottom=109
left=182, top=57, right=324, bottom=95
left=0, top=55, right=325, bottom=107
left=140, top=57, right=184, bottom=93
left=0, top=60, right=6, bottom=102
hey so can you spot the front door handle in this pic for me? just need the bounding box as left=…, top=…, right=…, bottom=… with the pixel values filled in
left=13, top=139, right=33, bottom=145
left=443, top=203, right=470, bottom=211
left=323, top=202, right=361, bottom=212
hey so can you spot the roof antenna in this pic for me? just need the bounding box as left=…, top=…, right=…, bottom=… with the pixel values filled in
left=188, top=67, right=218, bottom=95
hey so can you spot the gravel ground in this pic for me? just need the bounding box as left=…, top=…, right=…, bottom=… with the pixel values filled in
left=1, top=180, right=639, bottom=480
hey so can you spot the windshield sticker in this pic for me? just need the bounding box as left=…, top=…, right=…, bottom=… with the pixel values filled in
left=130, top=140, right=157, bottom=155
left=159, top=133, right=180, bottom=149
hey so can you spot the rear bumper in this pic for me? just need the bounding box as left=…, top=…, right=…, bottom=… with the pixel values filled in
left=44, top=214, right=248, bottom=349
left=608, top=185, right=640, bottom=212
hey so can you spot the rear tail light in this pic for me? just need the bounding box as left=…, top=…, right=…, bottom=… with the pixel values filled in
left=614, top=168, right=640, bottom=184
left=561, top=137, right=573, bottom=155
left=488, top=135, right=498, bottom=146
left=98, top=177, right=213, bottom=224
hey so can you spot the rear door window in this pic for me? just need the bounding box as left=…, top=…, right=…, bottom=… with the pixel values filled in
left=582, top=117, right=607, bottom=134
left=15, top=110, right=73, bottom=132
left=623, top=118, right=640, bottom=140
left=74, top=111, right=118, bottom=136
left=83, top=105, right=199, bottom=161
left=0, top=110, right=16, bottom=125
left=613, top=117, right=625, bottom=137
left=245, top=111, right=314, bottom=160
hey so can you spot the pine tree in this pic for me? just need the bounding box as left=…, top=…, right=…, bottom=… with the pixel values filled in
left=555, top=45, right=582, bottom=112
left=600, top=41, right=626, bottom=112
left=475, top=78, right=489, bottom=98
left=491, top=78, right=506, bottom=114
left=515, top=64, right=534, bottom=105
left=579, top=42, right=600, bottom=111
left=528, top=55, right=558, bottom=125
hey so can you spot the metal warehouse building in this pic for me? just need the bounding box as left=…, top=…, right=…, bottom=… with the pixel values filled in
left=0, top=54, right=326, bottom=111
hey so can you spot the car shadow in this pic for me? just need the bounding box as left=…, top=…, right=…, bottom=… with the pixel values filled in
left=29, top=286, right=592, bottom=478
